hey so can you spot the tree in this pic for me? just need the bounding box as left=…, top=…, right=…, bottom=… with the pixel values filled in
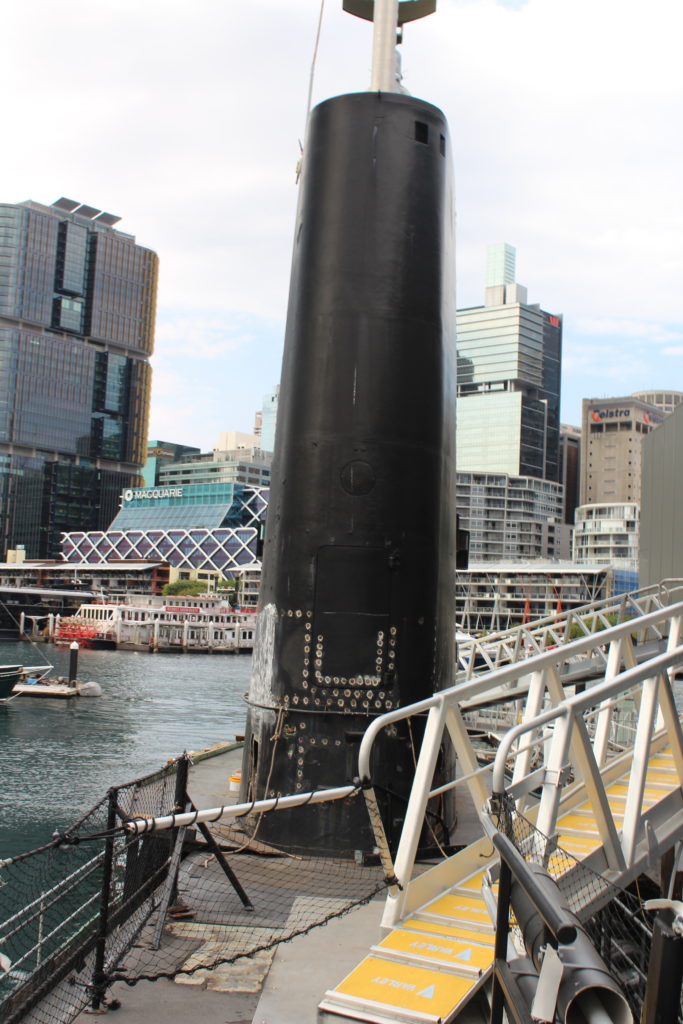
left=162, top=580, right=210, bottom=597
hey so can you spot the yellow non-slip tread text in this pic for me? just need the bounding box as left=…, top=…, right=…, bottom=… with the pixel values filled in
left=333, top=954, right=478, bottom=1020
left=423, top=893, right=493, bottom=926
left=556, top=813, right=601, bottom=833
left=375, top=928, right=494, bottom=973
left=403, top=918, right=495, bottom=946
left=557, top=833, right=602, bottom=852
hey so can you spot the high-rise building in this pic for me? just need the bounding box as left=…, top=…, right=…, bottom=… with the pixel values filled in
left=0, top=198, right=158, bottom=558
left=456, top=471, right=564, bottom=562
left=580, top=395, right=664, bottom=506
left=142, top=440, right=200, bottom=487
left=631, top=390, right=683, bottom=417
left=259, top=385, right=279, bottom=453
left=456, top=244, right=562, bottom=483
left=559, top=423, right=581, bottom=525
left=485, top=242, right=516, bottom=288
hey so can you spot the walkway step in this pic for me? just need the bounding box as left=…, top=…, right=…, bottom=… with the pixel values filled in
left=320, top=955, right=482, bottom=1024
left=320, top=880, right=494, bottom=1023
left=320, top=744, right=681, bottom=1022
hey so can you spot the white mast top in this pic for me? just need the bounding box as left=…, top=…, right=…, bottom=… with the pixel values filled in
left=343, top=0, right=437, bottom=93
left=370, top=0, right=401, bottom=92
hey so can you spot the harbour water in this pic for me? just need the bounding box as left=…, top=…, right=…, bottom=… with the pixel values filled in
left=0, top=641, right=252, bottom=861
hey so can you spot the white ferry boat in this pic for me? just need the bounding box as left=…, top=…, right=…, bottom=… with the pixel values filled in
left=53, top=594, right=256, bottom=653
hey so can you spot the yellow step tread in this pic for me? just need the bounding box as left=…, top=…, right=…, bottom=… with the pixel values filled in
left=375, top=928, right=493, bottom=973
left=574, top=802, right=624, bottom=821
left=606, top=783, right=665, bottom=799
left=403, top=918, right=495, bottom=946
left=423, top=893, right=493, bottom=926
left=331, top=954, right=478, bottom=1021
left=556, top=813, right=600, bottom=833
left=645, top=771, right=680, bottom=786
left=557, top=832, right=601, bottom=850
left=454, top=870, right=496, bottom=894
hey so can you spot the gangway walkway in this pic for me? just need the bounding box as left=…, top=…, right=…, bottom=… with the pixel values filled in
left=456, top=579, right=683, bottom=681
left=319, top=597, right=683, bottom=1023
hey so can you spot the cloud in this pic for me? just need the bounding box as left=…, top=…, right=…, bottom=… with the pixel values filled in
left=574, top=319, right=683, bottom=347
left=154, top=317, right=258, bottom=360
left=3, top=0, right=682, bottom=444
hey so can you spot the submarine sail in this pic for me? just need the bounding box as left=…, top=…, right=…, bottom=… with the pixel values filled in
left=242, top=0, right=456, bottom=853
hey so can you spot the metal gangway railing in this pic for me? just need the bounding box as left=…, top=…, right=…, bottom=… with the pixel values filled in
left=357, top=597, right=683, bottom=931
left=457, top=578, right=683, bottom=681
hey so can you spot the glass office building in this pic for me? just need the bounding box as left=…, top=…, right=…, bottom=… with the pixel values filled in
left=62, top=482, right=268, bottom=574
left=456, top=245, right=562, bottom=483
left=0, top=199, right=158, bottom=557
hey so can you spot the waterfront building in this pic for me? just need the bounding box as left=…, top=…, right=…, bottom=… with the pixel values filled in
left=0, top=198, right=158, bottom=559
left=580, top=394, right=663, bottom=506
left=61, top=481, right=268, bottom=580
left=169, top=563, right=260, bottom=609
left=156, top=446, right=271, bottom=488
left=640, top=402, right=683, bottom=587
left=456, top=244, right=562, bottom=483
left=456, top=561, right=611, bottom=634
left=0, top=558, right=169, bottom=597
left=572, top=502, right=639, bottom=593
left=456, top=472, right=563, bottom=562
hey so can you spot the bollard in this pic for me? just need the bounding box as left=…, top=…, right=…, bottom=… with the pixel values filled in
left=69, top=641, right=79, bottom=682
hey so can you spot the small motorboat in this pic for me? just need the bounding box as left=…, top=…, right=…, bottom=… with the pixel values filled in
left=0, top=663, right=53, bottom=702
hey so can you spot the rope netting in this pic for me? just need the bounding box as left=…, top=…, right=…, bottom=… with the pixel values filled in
left=493, top=795, right=682, bottom=1023
left=0, top=755, right=386, bottom=1024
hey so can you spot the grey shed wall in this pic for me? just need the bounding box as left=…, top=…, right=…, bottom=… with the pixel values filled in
left=640, top=403, right=683, bottom=587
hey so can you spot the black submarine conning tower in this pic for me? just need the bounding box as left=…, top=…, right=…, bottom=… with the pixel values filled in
left=241, top=0, right=457, bottom=854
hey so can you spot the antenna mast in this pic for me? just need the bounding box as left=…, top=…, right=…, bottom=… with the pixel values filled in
left=343, top=0, right=437, bottom=92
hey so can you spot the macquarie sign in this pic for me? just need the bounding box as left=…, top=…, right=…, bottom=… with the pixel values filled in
left=123, top=487, right=184, bottom=502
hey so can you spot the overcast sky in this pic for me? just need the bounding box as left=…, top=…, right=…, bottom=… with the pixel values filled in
left=3, top=0, right=682, bottom=449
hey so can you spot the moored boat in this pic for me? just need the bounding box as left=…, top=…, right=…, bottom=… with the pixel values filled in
left=0, top=662, right=53, bottom=701
left=53, top=594, right=256, bottom=653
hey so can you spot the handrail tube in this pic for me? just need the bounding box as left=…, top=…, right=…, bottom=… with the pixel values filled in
left=493, top=833, right=577, bottom=945
left=360, top=605, right=683, bottom=785
left=492, top=706, right=570, bottom=795
left=491, top=645, right=683, bottom=795
left=427, top=760, right=491, bottom=799
left=511, top=870, right=634, bottom=1024
left=0, top=853, right=105, bottom=937
left=123, top=784, right=358, bottom=834
left=391, top=701, right=450, bottom=890
left=358, top=697, right=440, bottom=782
left=11, top=892, right=100, bottom=972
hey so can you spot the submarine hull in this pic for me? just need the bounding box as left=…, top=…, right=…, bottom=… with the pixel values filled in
left=242, top=90, right=456, bottom=853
